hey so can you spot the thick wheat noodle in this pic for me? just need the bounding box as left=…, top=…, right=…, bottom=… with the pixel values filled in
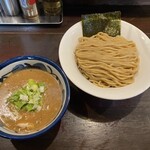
left=75, top=32, right=139, bottom=88
left=80, top=63, right=136, bottom=78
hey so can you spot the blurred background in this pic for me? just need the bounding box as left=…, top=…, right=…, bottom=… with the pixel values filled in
left=63, top=0, right=150, bottom=5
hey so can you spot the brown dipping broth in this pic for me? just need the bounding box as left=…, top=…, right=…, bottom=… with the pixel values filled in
left=0, top=69, right=62, bottom=134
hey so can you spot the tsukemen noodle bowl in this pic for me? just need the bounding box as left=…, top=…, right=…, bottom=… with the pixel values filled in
left=0, top=56, right=70, bottom=139
left=59, top=20, right=150, bottom=100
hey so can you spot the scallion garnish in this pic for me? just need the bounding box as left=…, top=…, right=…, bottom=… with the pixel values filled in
left=7, top=79, right=45, bottom=112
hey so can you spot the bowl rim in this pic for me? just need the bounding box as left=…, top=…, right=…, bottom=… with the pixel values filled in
left=0, top=55, right=70, bottom=140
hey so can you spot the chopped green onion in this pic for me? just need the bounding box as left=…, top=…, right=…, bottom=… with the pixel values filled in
left=7, top=79, right=46, bottom=112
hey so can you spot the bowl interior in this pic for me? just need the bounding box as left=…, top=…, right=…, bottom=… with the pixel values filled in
left=0, top=56, right=70, bottom=139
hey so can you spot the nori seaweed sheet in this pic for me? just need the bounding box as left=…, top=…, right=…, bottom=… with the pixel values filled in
left=81, top=11, right=121, bottom=37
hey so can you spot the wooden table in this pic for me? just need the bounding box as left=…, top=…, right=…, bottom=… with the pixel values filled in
left=0, top=6, right=150, bottom=150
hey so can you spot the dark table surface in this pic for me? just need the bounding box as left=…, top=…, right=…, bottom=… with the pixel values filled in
left=0, top=6, right=150, bottom=150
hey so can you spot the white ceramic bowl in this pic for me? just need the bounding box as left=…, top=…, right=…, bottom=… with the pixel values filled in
left=0, top=56, right=70, bottom=139
left=59, top=20, right=150, bottom=100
